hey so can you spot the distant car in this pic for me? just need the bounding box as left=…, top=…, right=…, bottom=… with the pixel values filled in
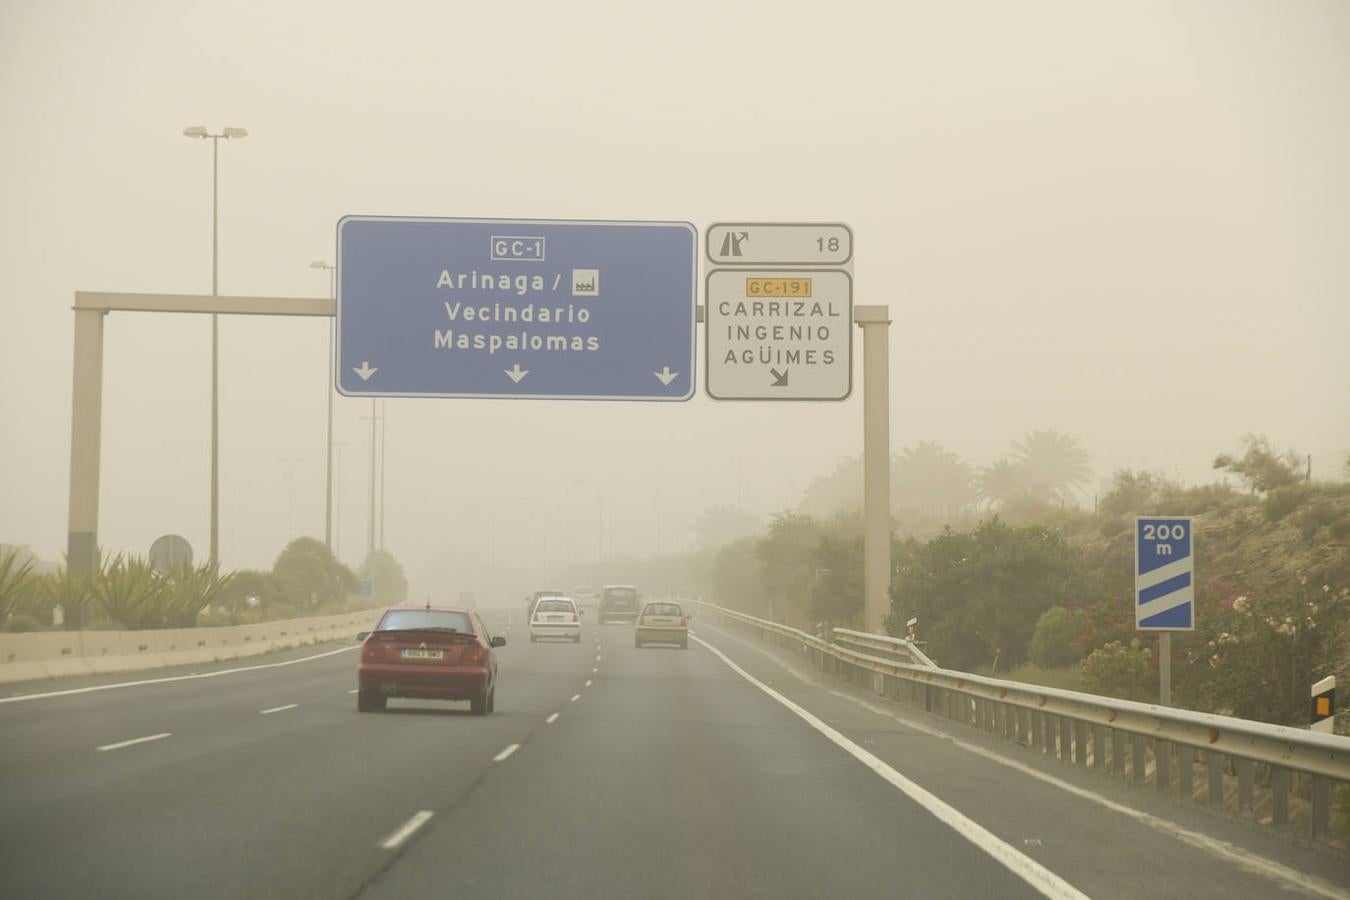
left=530, top=596, right=582, bottom=643
left=571, top=585, right=599, bottom=608
left=598, top=584, right=641, bottom=624
left=525, top=589, right=564, bottom=620
left=634, top=600, right=690, bottom=649
left=357, top=607, right=505, bottom=714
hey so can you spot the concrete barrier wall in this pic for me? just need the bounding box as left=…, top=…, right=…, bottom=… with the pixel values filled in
left=0, top=609, right=384, bottom=685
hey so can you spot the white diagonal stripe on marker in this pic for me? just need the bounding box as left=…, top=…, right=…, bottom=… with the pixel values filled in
left=1137, top=586, right=1195, bottom=622
left=1136, top=557, right=1192, bottom=590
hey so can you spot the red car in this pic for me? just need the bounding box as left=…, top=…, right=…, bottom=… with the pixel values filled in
left=357, top=607, right=505, bottom=714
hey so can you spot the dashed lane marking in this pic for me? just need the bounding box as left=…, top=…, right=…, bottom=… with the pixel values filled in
left=379, top=811, right=434, bottom=850
left=96, top=732, right=172, bottom=752
left=493, top=743, right=520, bottom=762
left=546, top=713, right=559, bottom=724
left=260, top=703, right=298, bottom=715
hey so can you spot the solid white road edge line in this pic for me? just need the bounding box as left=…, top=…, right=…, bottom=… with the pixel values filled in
left=700, top=623, right=1348, bottom=900
left=96, top=732, right=172, bottom=752
left=546, top=713, right=559, bottom=724
left=260, top=703, right=298, bottom=715
left=1, top=645, right=359, bottom=706
left=691, top=634, right=1087, bottom=900
left=379, top=810, right=434, bottom=850
left=493, top=743, right=520, bottom=762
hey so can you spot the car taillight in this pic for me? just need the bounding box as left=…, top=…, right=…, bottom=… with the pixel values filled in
left=568, top=612, right=577, bottom=622
left=361, top=641, right=381, bottom=661
left=461, top=644, right=488, bottom=665
left=638, top=615, right=648, bottom=625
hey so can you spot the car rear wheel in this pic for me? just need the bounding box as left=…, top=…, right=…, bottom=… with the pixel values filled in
left=680, top=640, right=689, bottom=650
left=357, top=686, right=386, bottom=712
left=470, top=687, right=489, bottom=716
left=634, top=637, right=642, bottom=648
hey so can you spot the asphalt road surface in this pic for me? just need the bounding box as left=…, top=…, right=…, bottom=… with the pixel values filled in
left=0, top=609, right=1345, bottom=899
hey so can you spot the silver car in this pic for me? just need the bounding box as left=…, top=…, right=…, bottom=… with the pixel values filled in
left=634, top=600, right=690, bottom=649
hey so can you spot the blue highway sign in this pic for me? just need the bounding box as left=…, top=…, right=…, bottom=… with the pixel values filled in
left=1135, top=517, right=1194, bottom=630
left=336, top=216, right=697, bottom=400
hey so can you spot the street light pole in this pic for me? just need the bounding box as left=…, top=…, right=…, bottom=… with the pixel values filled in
left=183, top=125, right=247, bottom=565
left=365, top=400, right=378, bottom=560
left=379, top=399, right=387, bottom=552
left=310, top=261, right=336, bottom=553
left=573, top=480, right=603, bottom=564
left=333, top=441, right=348, bottom=561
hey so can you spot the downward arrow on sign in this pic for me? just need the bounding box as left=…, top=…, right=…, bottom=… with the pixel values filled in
left=654, top=366, right=678, bottom=386
left=353, top=361, right=378, bottom=381
left=505, top=364, right=529, bottom=383
left=770, top=368, right=789, bottom=387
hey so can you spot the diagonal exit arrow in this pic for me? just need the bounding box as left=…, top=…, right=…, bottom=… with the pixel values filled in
left=505, top=364, right=529, bottom=383
left=353, top=361, right=378, bottom=381
left=654, top=366, right=678, bottom=386
left=770, top=367, right=789, bottom=387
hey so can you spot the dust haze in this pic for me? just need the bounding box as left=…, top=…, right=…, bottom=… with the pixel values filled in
left=2, top=1, right=1347, bottom=599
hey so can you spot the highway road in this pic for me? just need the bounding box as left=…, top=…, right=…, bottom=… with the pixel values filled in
left=1, top=609, right=1345, bottom=899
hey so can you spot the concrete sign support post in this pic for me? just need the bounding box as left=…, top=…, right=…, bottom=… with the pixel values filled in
left=857, top=305, right=892, bottom=634
left=67, top=308, right=107, bottom=579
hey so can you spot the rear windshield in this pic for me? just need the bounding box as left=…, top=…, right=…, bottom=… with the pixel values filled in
left=378, top=610, right=473, bottom=633
left=535, top=599, right=574, bottom=613
left=604, top=588, right=638, bottom=601
left=644, top=604, right=682, bottom=617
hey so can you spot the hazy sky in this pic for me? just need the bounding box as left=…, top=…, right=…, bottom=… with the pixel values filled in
left=2, top=1, right=1348, bottom=594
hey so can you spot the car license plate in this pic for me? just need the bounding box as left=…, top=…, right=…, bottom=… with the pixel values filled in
left=400, top=648, right=444, bottom=659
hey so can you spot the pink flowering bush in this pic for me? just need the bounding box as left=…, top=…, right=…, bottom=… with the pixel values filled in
left=1174, top=578, right=1348, bottom=725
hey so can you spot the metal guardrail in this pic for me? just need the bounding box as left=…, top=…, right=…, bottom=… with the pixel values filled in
left=694, top=600, right=1350, bottom=847
left=832, top=627, right=938, bottom=669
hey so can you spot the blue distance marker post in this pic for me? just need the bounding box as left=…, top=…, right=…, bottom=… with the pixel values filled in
left=1135, top=516, right=1195, bottom=705
left=335, top=217, right=696, bottom=401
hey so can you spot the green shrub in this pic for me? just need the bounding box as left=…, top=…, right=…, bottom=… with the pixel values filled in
left=1029, top=606, right=1084, bottom=668
left=1080, top=639, right=1154, bottom=702
left=2, top=612, right=44, bottom=632
left=0, top=547, right=39, bottom=623
left=1335, top=783, right=1350, bottom=843
left=1264, top=484, right=1315, bottom=522
left=1098, top=516, right=1128, bottom=539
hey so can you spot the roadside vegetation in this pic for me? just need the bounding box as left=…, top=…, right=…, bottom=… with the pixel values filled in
left=698, top=433, right=1348, bottom=732
left=0, top=538, right=406, bottom=631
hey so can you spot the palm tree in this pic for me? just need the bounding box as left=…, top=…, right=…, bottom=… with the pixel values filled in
left=1009, top=430, right=1092, bottom=505
left=892, top=442, right=976, bottom=519
left=977, top=458, right=1033, bottom=510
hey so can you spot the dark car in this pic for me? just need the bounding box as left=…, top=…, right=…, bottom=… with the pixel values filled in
left=598, top=585, right=641, bottom=624
left=357, top=607, right=505, bottom=714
